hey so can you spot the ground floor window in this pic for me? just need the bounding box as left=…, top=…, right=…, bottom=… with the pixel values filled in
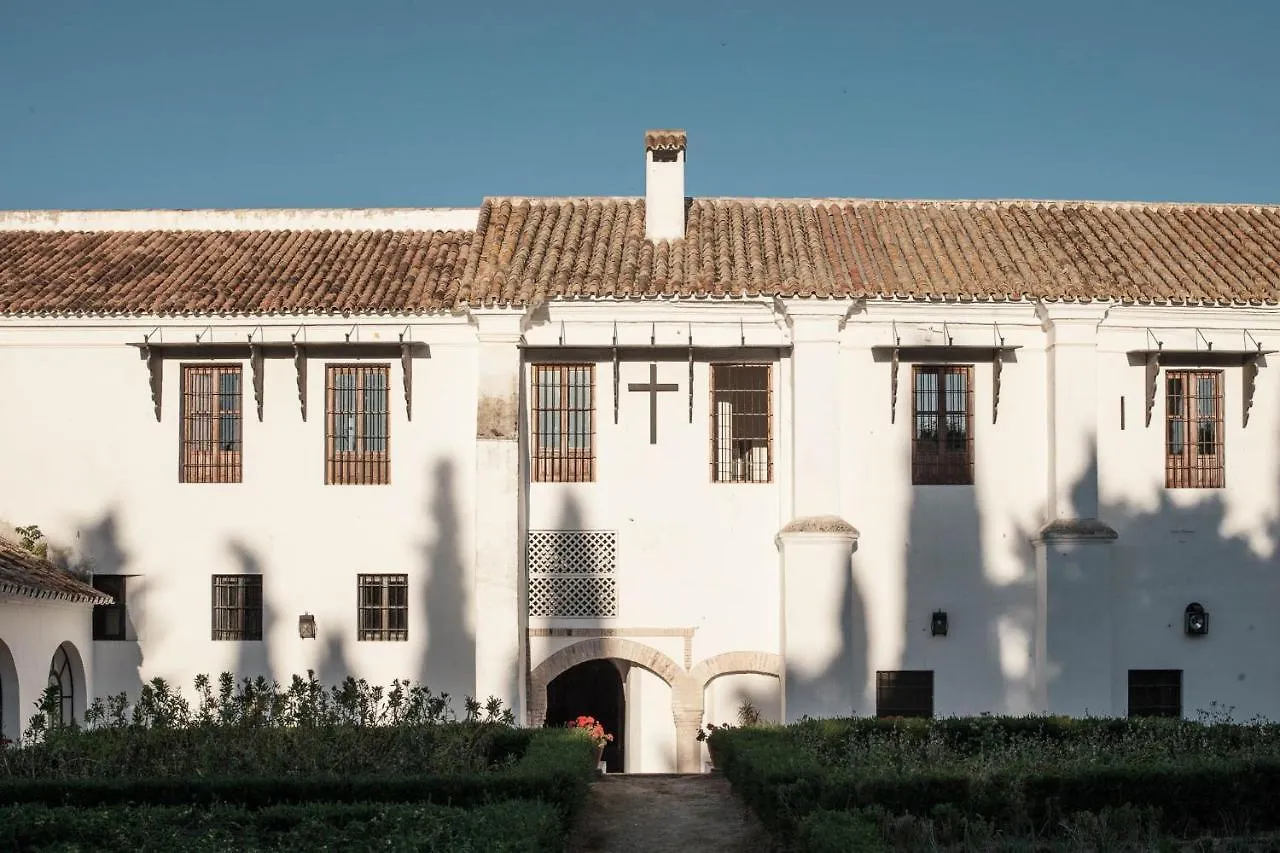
left=357, top=574, right=408, bottom=641
left=212, top=575, right=264, bottom=641
left=875, top=670, right=933, bottom=718
left=48, top=646, right=74, bottom=728
left=1128, top=669, right=1182, bottom=718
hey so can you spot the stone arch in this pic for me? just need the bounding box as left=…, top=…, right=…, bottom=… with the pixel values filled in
left=528, top=638, right=684, bottom=728
left=48, top=641, right=86, bottom=728
left=0, top=639, right=18, bottom=743
left=689, top=651, right=783, bottom=690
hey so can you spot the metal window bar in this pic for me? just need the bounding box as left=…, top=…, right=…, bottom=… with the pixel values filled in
left=1165, top=370, right=1224, bottom=489
left=1127, top=669, right=1182, bottom=718
left=531, top=364, right=595, bottom=482
left=48, top=646, right=74, bottom=728
left=911, top=365, right=974, bottom=485
left=181, top=365, right=243, bottom=483
left=710, top=364, right=773, bottom=483
left=91, top=575, right=127, bottom=641
left=357, top=574, right=409, bottom=641
left=875, top=670, right=934, bottom=718
left=326, top=364, right=391, bottom=485
left=211, top=575, right=264, bottom=641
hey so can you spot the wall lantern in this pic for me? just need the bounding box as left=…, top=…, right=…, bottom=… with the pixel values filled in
left=298, top=614, right=317, bottom=639
left=1184, top=602, right=1208, bottom=636
left=931, top=610, right=949, bottom=637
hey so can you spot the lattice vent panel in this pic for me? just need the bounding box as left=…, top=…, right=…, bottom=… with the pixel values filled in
left=527, top=531, right=617, bottom=618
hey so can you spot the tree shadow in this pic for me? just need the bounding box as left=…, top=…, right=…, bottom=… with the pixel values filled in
left=228, top=541, right=276, bottom=685
left=78, top=511, right=145, bottom=704
left=419, top=459, right=476, bottom=707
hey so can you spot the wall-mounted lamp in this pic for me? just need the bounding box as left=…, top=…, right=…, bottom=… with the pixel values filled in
left=931, top=610, right=949, bottom=637
left=1184, top=602, right=1208, bottom=636
left=298, top=613, right=316, bottom=639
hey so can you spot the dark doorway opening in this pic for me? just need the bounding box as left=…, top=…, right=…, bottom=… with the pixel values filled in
left=544, top=659, right=625, bottom=772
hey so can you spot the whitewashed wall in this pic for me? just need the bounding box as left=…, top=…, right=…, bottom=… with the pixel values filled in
left=0, top=599, right=93, bottom=740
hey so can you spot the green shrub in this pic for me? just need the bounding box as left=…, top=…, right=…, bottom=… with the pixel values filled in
left=0, top=800, right=565, bottom=853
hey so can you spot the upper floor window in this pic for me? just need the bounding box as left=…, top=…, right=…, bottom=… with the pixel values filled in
left=531, top=364, right=594, bottom=482
left=711, top=363, right=772, bottom=483
left=91, top=575, right=127, bottom=641
left=326, top=364, right=390, bottom=485
left=912, top=365, right=974, bottom=485
left=1166, top=370, right=1223, bottom=488
left=358, top=574, right=409, bottom=641
left=211, top=574, right=263, bottom=641
left=181, top=365, right=242, bottom=483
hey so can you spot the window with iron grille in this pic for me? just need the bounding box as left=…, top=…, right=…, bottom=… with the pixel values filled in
left=876, top=670, right=934, bottom=718
left=711, top=364, right=772, bottom=483
left=912, top=365, right=974, bottom=485
left=1128, top=669, right=1182, bottom=718
left=358, top=574, right=408, bottom=641
left=1166, top=371, right=1223, bottom=488
left=531, top=364, right=594, bottom=483
left=92, top=575, right=127, bottom=641
left=326, top=364, right=390, bottom=485
left=211, top=575, right=263, bottom=641
left=181, top=365, right=242, bottom=483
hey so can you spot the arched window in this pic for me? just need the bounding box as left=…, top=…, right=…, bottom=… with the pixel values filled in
left=48, top=646, right=74, bottom=728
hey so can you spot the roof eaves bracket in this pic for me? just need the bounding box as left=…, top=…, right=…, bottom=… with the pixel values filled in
left=400, top=329, right=414, bottom=422
left=292, top=333, right=308, bottom=422
left=612, top=322, right=620, bottom=425
left=688, top=323, right=694, bottom=424
left=140, top=329, right=162, bottom=422
left=249, top=340, right=265, bottom=422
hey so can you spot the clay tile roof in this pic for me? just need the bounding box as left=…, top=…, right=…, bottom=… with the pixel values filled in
left=459, top=198, right=1280, bottom=306
left=0, top=538, right=113, bottom=605
left=644, top=130, right=687, bottom=152
left=0, top=229, right=472, bottom=316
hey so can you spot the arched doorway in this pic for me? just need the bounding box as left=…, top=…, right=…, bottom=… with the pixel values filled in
left=47, top=643, right=77, bottom=728
left=544, top=659, right=625, bottom=772
left=0, top=639, right=17, bottom=744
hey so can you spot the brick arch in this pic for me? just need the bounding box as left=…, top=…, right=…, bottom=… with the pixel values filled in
left=689, top=651, right=783, bottom=690
left=527, top=638, right=686, bottom=728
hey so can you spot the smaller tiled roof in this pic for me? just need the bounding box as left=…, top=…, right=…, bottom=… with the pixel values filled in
left=645, top=130, right=687, bottom=151
left=0, top=538, right=113, bottom=605
left=0, top=229, right=472, bottom=316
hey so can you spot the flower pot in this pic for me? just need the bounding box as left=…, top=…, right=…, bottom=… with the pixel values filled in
left=595, top=744, right=605, bottom=772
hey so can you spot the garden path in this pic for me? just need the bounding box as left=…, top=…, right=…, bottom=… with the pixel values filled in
left=567, top=773, right=772, bottom=853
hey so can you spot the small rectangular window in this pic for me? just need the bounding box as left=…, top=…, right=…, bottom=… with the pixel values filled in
left=326, top=364, right=391, bottom=485
left=912, top=365, right=974, bottom=485
left=711, top=364, right=772, bottom=483
left=1166, top=371, right=1223, bottom=488
left=357, top=574, right=409, bottom=641
left=531, top=364, right=595, bottom=482
left=181, top=365, right=243, bottom=483
left=211, top=575, right=263, bottom=641
left=92, top=575, right=127, bottom=641
left=1128, top=669, right=1182, bottom=718
left=875, top=670, right=934, bottom=718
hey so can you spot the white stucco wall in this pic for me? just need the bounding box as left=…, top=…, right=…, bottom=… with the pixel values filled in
left=0, top=598, right=93, bottom=740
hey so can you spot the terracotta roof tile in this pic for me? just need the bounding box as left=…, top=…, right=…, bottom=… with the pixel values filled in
left=0, top=229, right=472, bottom=316
left=644, top=130, right=687, bottom=151
left=0, top=538, right=112, bottom=605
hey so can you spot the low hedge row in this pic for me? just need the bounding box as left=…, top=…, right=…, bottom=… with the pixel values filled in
left=0, top=800, right=565, bottom=853
left=713, top=724, right=1280, bottom=845
left=0, top=729, right=597, bottom=824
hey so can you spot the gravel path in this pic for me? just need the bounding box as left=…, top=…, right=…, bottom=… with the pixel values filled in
left=567, top=773, right=772, bottom=853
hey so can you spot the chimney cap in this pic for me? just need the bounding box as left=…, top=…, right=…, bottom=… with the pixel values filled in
left=645, top=129, right=687, bottom=153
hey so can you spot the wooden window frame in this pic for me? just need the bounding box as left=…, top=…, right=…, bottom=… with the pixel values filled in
left=1127, top=669, right=1182, bottom=718
left=357, top=574, right=409, bottom=641
left=180, top=364, right=243, bottom=484
left=875, top=670, right=934, bottom=718
left=1165, top=370, right=1224, bottom=489
left=211, top=575, right=263, bottom=641
left=911, top=365, right=974, bottom=485
left=91, top=575, right=127, bottom=642
left=325, top=364, right=391, bottom=486
left=531, top=363, right=595, bottom=483
left=710, top=363, right=773, bottom=484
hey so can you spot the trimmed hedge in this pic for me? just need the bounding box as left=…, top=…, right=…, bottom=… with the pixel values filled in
left=0, top=800, right=565, bottom=853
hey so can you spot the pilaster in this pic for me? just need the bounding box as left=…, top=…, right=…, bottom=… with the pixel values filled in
left=471, top=310, right=524, bottom=715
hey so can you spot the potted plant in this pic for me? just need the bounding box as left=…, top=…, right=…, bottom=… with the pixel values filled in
left=696, top=721, right=732, bottom=770
left=567, top=715, right=614, bottom=769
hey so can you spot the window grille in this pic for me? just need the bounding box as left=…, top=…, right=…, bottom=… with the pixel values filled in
left=531, top=364, right=595, bottom=483
left=1128, top=669, right=1182, bottom=718
left=912, top=365, right=974, bottom=485
left=181, top=365, right=242, bottom=483
left=326, top=364, right=391, bottom=485
left=711, top=364, right=772, bottom=483
left=47, top=646, right=74, bottom=728
left=92, top=575, right=127, bottom=642
left=1166, top=371, right=1223, bottom=488
left=211, top=575, right=263, bottom=641
left=527, top=531, right=617, bottom=618
left=357, top=574, right=409, bottom=641
left=875, top=670, right=934, bottom=718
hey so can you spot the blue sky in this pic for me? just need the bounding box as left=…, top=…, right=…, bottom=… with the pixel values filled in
left=1, top=0, right=1276, bottom=209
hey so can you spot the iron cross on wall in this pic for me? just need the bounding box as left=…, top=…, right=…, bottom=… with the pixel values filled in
left=627, top=362, right=678, bottom=444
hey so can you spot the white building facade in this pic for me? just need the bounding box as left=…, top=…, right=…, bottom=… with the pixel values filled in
left=2, top=130, right=1278, bottom=771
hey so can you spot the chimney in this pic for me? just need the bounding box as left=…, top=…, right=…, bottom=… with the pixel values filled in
left=644, top=129, right=687, bottom=241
